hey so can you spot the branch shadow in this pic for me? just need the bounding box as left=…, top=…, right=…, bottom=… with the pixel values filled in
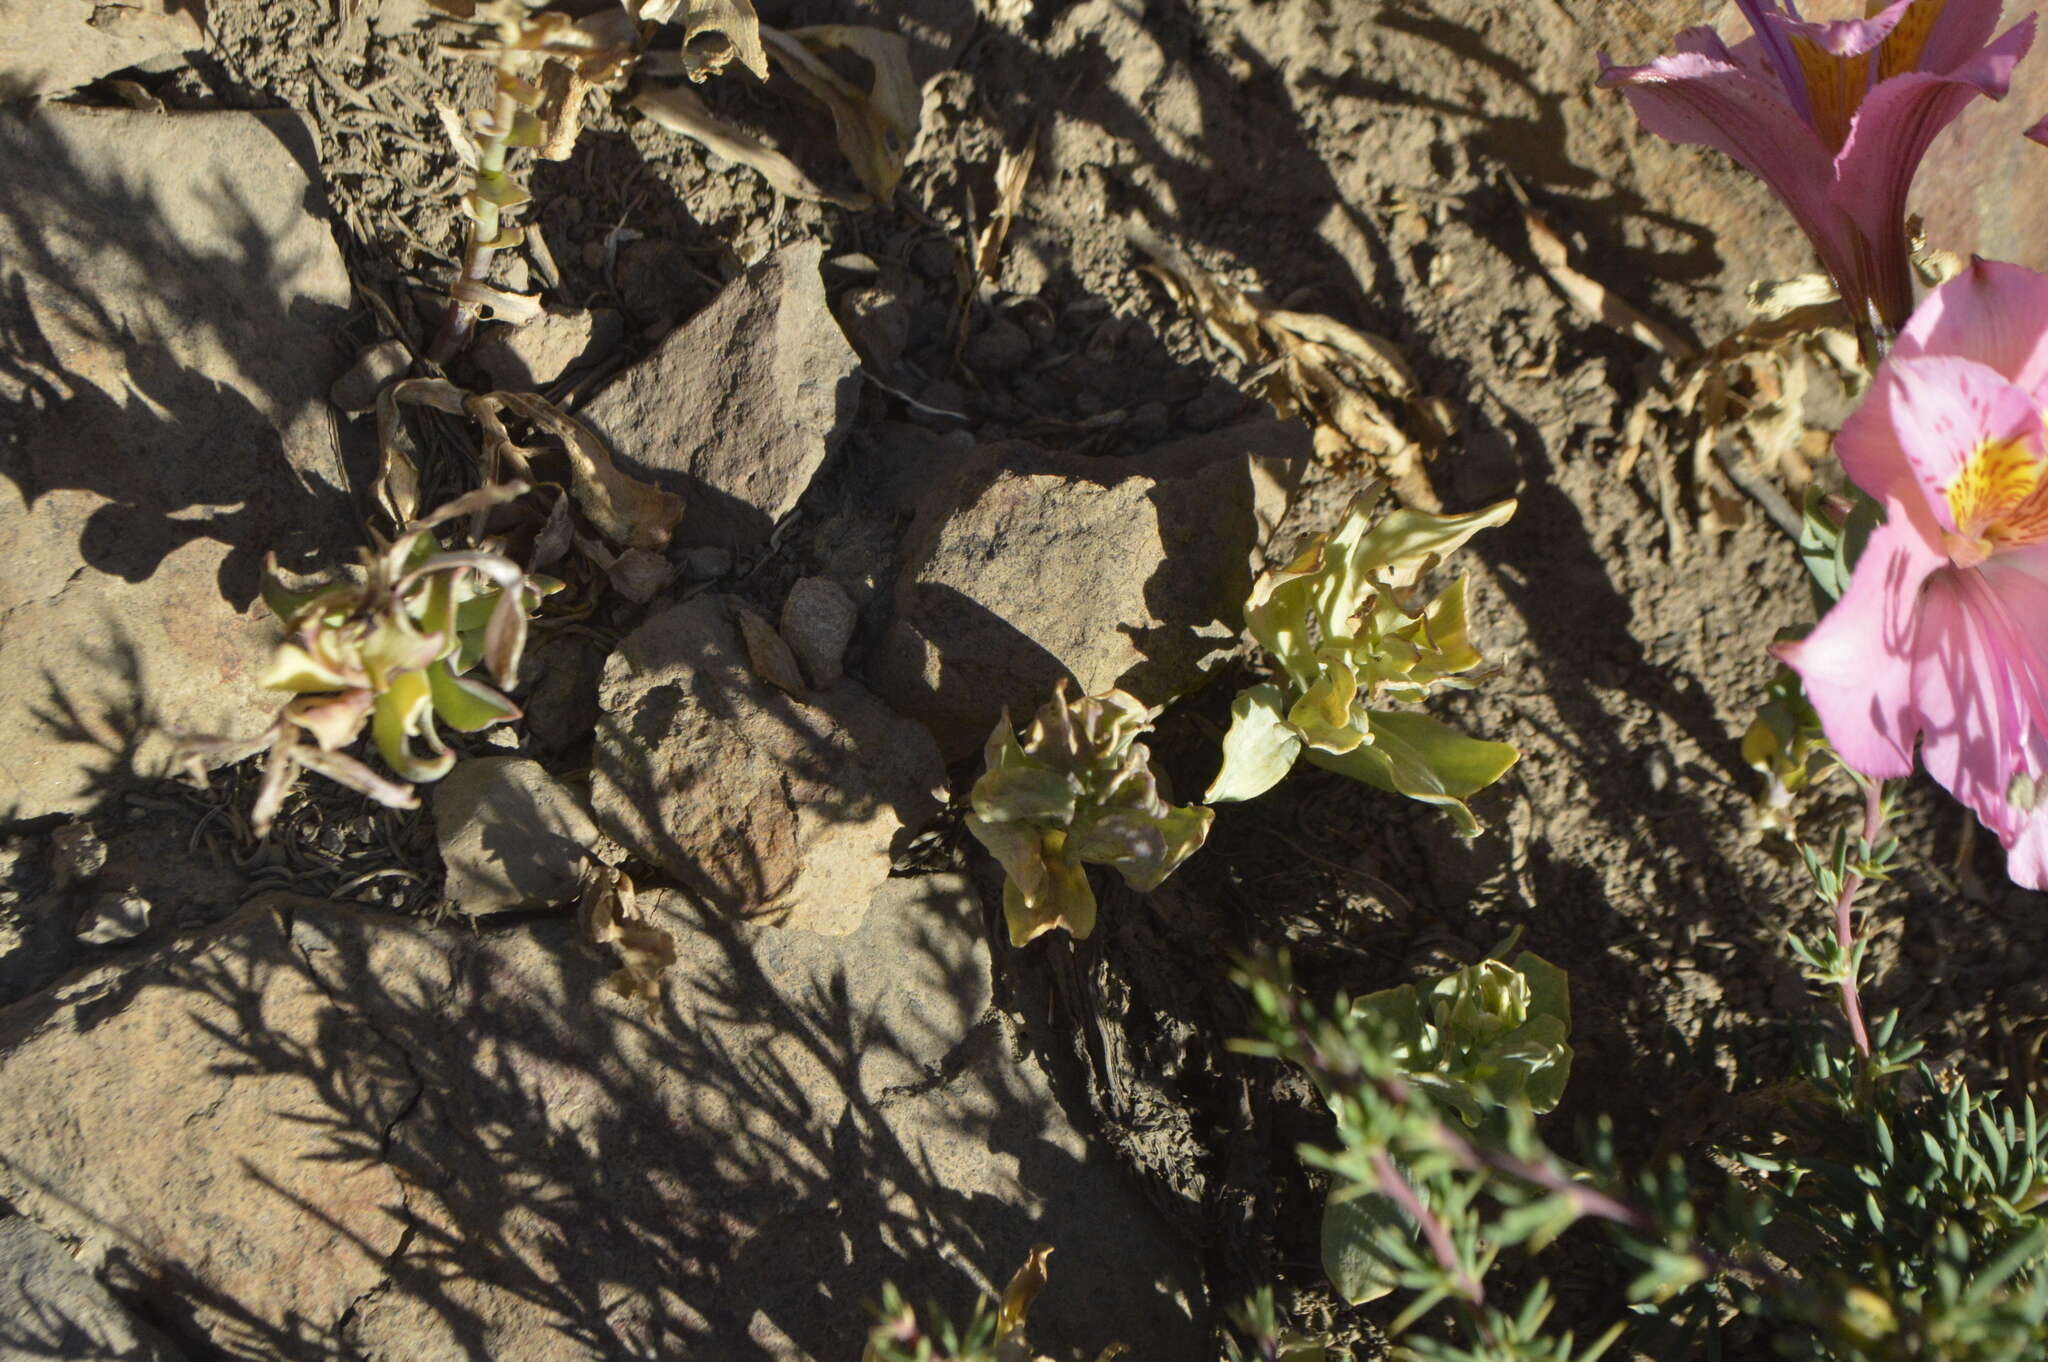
left=0, top=885, right=1200, bottom=1360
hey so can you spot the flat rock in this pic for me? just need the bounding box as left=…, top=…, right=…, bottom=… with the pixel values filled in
left=0, top=1214, right=186, bottom=1360
left=0, top=106, right=360, bottom=819
left=433, top=757, right=600, bottom=912
left=778, top=576, right=858, bottom=691
left=470, top=306, right=619, bottom=392
left=591, top=595, right=945, bottom=934
left=0, top=888, right=1202, bottom=1360
left=577, top=241, right=860, bottom=552
left=870, top=423, right=1306, bottom=757
left=0, top=0, right=201, bottom=100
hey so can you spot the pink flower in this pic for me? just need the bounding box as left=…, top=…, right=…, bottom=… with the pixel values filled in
left=1779, top=260, right=2048, bottom=886
left=1600, top=1, right=2034, bottom=337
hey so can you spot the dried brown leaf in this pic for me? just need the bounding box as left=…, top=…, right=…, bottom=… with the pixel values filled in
left=1512, top=185, right=1694, bottom=361
left=736, top=604, right=808, bottom=697
left=373, top=377, right=470, bottom=527
left=760, top=24, right=919, bottom=204
left=605, top=546, right=676, bottom=603
left=491, top=391, right=687, bottom=551
left=975, top=135, right=1038, bottom=282
left=633, top=85, right=870, bottom=209
left=677, top=0, right=769, bottom=81
left=578, top=866, right=677, bottom=1010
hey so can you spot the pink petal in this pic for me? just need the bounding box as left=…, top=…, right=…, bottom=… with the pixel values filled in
left=1829, top=18, right=2037, bottom=325
left=1996, top=729, right=2048, bottom=888
left=2002, top=803, right=2048, bottom=888
left=1911, top=567, right=2034, bottom=826
left=1767, top=2, right=1907, bottom=60
left=2031, top=113, right=2048, bottom=143
left=1777, top=514, right=1948, bottom=779
left=1893, top=258, right=2048, bottom=398
left=1977, top=543, right=2048, bottom=731
left=1915, top=0, right=2010, bottom=72
left=1877, top=355, right=2044, bottom=531
left=1597, top=49, right=1856, bottom=289
left=1731, top=0, right=1819, bottom=118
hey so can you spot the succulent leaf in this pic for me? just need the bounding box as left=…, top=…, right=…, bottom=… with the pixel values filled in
left=426, top=659, right=522, bottom=732
left=1207, top=684, right=1304, bottom=803
left=1225, top=492, right=1519, bottom=828
left=967, top=682, right=1210, bottom=946
left=1306, top=710, right=1520, bottom=838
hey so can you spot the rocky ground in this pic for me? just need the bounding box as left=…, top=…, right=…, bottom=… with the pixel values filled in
left=4, top=1, right=2048, bottom=1359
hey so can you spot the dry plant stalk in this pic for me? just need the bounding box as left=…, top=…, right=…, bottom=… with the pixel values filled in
left=426, top=1, right=655, bottom=361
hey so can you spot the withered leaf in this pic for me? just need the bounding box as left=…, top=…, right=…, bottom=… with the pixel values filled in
left=760, top=24, right=920, bottom=204
left=577, top=866, right=678, bottom=1011
left=975, top=134, right=1038, bottom=283
left=736, top=604, right=808, bottom=698
left=1509, top=178, right=1694, bottom=361
left=633, top=85, right=871, bottom=209
left=677, top=0, right=770, bottom=82
left=491, top=391, right=687, bottom=552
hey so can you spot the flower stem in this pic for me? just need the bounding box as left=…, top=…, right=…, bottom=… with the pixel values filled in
left=1371, top=1150, right=1485, bottom=1306
left=1831, top=778, right=1887, bottom=1058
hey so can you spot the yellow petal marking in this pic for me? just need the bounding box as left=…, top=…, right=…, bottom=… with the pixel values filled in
left=1876, top=0, right=1948, bottom=81
left=1945, top=434, right=2048, bottom=561
left=1791, top=32, right=1873, bottom=151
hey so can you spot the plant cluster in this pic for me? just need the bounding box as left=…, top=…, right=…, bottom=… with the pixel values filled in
left=968, top=486, right=1522, bottom=948
left=1235, top=953, right=2048, bottom=1362
left=182, top=483, right=556, bottom=834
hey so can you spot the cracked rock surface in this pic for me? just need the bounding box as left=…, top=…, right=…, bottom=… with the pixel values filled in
left=0, top=880, right=1201, bottom=1361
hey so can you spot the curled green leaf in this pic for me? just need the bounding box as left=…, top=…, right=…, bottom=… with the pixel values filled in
left=966, top=681, right=1212, bottom=946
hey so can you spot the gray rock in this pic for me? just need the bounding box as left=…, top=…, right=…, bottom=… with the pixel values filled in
left=328, top=337, right=411, bottom=414
left=74, top=889, right=150, bottom=945
left=0, top=888, right=1201, bottom=1361
left=433, top=757, right=599, bottom=911
left=0, top=0, right=201, bottom=100
left=964, top=317, right=1031, bottom=373
left=0, top=1215, right=185, bottom=1360
left=870, top=425, right=1307, bottom=757
left=777, top=577, right=858, bottom=691
left=0, top=107, right=360, bottom=819
left=471, top=306, right=620, bottom=392
left=676, top=545, right=732, bottom=582
left=592, top=595, right=946, bottom=935
left=579, top=242, right=861, bottom=552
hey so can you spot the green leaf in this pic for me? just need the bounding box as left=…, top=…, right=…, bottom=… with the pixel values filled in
left=970, top=764, right=1077, bottom=825
left=1321, top=1191, right=1408, bottom=1305
left=1097, top=803, right=1214, bottom=892
left=1287, top=657, right=1368, bottom=755
left=1206, top=684, right=1303, bottom=802
left=1307, top=709, right=1520, bottom=835
left=372, top=669, right=455, bottom=782
left=1514, top=951, right=1572, bottom=1035
left=1002, top=853, right=1095, bottom=946
left=425, top=659, right=522, bottom=732
left=1798, top=484, right=1879, bottom=606
left=258, top=642, right=356, bottom=694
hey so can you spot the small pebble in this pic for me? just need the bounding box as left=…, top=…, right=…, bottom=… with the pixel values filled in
left=76, top=890, right=151, bottom=945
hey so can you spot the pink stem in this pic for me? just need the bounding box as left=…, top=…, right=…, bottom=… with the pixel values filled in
left=1831, top=780, right=1886, bottom=1058
left=1371, top=1150, right=1485, bottom=1306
